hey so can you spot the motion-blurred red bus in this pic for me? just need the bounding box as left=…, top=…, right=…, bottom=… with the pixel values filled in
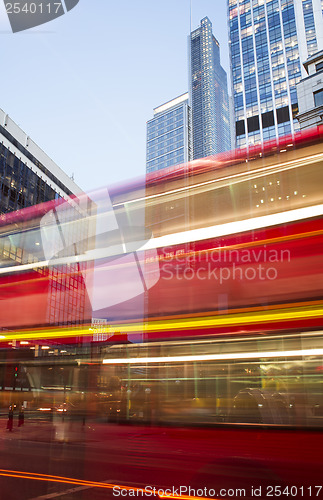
left=0, top=127, right=323, bottom=496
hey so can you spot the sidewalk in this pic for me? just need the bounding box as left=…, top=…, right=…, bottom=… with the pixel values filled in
left=0, top=416, right=169, bottom=448
left=0, top=417, right=99, bottom=444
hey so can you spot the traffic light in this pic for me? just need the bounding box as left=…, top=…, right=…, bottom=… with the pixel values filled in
left=14, top=366, right=18, bottom=377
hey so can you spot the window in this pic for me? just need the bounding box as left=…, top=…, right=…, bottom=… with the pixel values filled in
left=236, top=120, right=246, bottom=136
left=316, top=61, right=323, bottom=72
left=247, top=115, right=260, bottom=133
left=276, top=106, right=290, bottom=124
left=314, top=89, right=323, bottom=107
left=262, top=110, right=275, bottom=128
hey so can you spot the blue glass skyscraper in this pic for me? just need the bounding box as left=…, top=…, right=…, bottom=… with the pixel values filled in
left=146, top=93, right=192, bottom=173
left=189, top=17, right=231, bottom=159
left=228, top=0, right=323, bottom=148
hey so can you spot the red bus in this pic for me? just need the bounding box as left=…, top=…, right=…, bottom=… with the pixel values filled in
left=0, top=127, right=323, bottom=498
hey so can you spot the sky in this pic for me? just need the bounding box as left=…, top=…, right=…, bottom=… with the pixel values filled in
left=0, top=0, right=230, bottom=193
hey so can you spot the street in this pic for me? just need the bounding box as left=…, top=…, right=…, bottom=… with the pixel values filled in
left=0, top=417, right=323, bottom=499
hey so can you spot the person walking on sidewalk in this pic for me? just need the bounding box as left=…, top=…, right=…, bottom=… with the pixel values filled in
left=7, top=405, right=13, bottom=432
left=18, top=405, right=24, bottom=427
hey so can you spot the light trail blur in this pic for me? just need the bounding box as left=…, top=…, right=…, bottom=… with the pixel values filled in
left=0, top=470, right=206, bottom=499
left=0, top=300, right=321, bottom=343
left=0, top=127, right=323, bottom=498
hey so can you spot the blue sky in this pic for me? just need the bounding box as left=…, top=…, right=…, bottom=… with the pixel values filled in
left=0, top=0, right=230, bottom=193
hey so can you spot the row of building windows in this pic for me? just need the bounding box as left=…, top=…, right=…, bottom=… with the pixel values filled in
left=146, top=148, right=185, bottom=172
left=229, top=0, right=311, bottom=146
left=236, top=104, right=298, bottom=136
left=0, top=144, right=56, bottom=214
left=302, top=0, right=318, bottom=56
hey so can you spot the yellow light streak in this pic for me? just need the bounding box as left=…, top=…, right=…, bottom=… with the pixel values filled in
left=0, top=302, right=322, bottom=342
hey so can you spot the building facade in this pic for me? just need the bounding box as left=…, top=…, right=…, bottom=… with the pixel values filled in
left=0, top=109, right=81, bottom=214
left=0, top=109, right=94, bottom=329
left=146, top=93, right=192, bottom=173
left=189, top=17, right=231, bottom=159
left=296, top=49, right=323, bottom=128
left=228, top=0, right=323, bottom=148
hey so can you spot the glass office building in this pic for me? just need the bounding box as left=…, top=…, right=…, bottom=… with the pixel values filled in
left=228, top=0, right=323, bottom=148
left=146, top=93, right=192, bottom=173
left=190, top=17, right=231, bottom=159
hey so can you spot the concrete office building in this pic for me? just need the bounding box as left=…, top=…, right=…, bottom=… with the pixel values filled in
left=296, top=49, right=323, bottom=128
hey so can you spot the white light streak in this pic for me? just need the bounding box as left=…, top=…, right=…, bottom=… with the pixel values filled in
left=114, top=153, right=323, bottom=208
left=1, top=202, right=323, bottom=276
left=140, top=203, right=323, bottom=251
left=102, top=348, right=323, bottom=365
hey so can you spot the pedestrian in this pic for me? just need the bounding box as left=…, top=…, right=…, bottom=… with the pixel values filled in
left=18, top=405, right=24, bottom=427
left=7, top=405, right=13, bottom=432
